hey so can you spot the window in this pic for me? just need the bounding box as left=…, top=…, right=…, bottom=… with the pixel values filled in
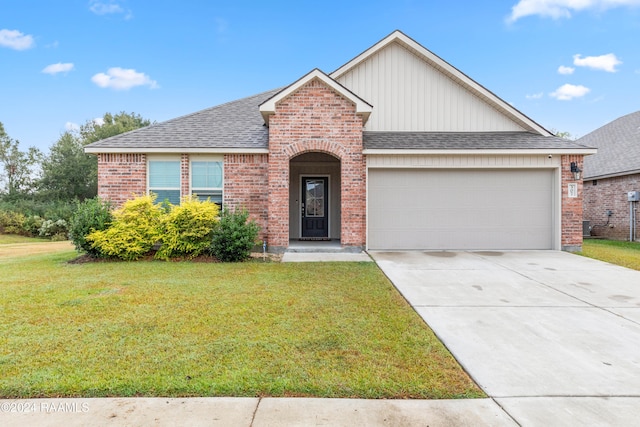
left=148, top=159, right=181, bottom=205
left=191, top=160, right=223, bottom=205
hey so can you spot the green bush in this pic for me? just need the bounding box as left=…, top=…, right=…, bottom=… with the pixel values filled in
left=0, top=198, right=76, bottom=223
left=23, top=215, right=44, bottom=237
left=0, top=210, right=27, bottom=235
left=210, top=207, right=260, bottom=262
left=87, top=195, right=163, bottom=260
left=38, top=219, right=69, bottom=241
left=156, top=196, right=220, bottom=260
left=69, top=197, right=113, bottom=255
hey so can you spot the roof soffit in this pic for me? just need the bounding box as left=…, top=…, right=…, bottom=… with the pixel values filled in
left=330, top=30, right=552, bottom=136
left=258, top=68, right=373, bottom=126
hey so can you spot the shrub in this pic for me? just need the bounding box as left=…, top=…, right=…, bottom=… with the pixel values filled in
left=156, top=196, right=220, bottom=260
left=87, top=195, right=163, bottom=260
left=210, top=207, right=260, bottom=262
left=38, top=219, right=69, bottom=240
left=23, top=215, right=44, bottom=237
left=0, top=210, right=27, bottom=235
left=69, top=197, right=113, bottom=255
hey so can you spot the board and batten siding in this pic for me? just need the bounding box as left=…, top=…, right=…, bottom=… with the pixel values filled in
left=336, top=42, right=525, bottom=132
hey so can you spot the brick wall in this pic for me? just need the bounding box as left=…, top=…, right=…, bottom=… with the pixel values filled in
left=97, top=153, right=146, bottom=207
left=224, top=154, right=269, bottom=241
left=561, top=155, right=584, bottom=251
left=267, top=79, right=366, bottom=251
left=584, top=173, right=640, bottom=240
left=181, top=154, right=190, bottom=197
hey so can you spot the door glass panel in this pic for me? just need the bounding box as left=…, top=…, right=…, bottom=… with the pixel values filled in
left=305, top=179, right=324, bottom=217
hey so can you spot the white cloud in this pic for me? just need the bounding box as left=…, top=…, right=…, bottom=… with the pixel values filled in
left=0, top=29, right=35, bottom=50
left=507, top=0, right=640, bottom=23
left=91, top=67, right=158, bottom=90
left=550, top=83, right=591, bottom=100
left=558, top=65, right=575, bottom=75
left=573, top=53, right=622, bottom=72
left=89, top=1, right=132, bottom=19
left=42, top=62, right=74, bottom=75
left=65, top=122, right=80, bottom=132
left=93, top=117, right=105, bottom=126
left=526, top=92, right=544, bottom=99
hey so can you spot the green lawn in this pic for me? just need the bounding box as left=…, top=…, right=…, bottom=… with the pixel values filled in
left=580, top=239, right=640, bottom=271
left=0, top=248, right=482, bottom=399
left=0, top=234, right=48, bottom=244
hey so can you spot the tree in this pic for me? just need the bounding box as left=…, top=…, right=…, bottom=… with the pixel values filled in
left=0, top=122, right=42, bottom=198
left=552, top=129, right=574, bottom=140
left=39, top=131, right=96, bottom=201
left=39, top=112, right=152, bottom=201
left=80, top=112, right=152, bottom=144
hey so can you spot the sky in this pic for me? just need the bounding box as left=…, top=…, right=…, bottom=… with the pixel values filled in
left=1, top=0, right=639, bottom=152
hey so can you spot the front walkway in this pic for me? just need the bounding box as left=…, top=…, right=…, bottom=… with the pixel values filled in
left=371, top=250, right=640, bottom=426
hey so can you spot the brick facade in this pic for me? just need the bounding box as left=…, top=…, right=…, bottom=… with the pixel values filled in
left=584, top=173, right=640, bottom=240
left=266, top=79, right=366, bottom=252
left=97, top=153, right=147, bottom=206
left=224, top=154, right=269, bottom=242
left=561, top=155, right=585, bottom=251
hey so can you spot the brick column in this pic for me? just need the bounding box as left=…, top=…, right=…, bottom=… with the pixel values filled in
left=181, top=154, right=190, bottom=200
left=561, top=154, right=584, bottom=251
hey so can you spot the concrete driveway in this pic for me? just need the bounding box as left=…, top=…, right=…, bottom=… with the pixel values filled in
left=371, top=250, right=640, bottom=426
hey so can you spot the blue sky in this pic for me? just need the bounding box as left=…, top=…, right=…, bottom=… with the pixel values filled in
left=1, top=0, right=639, bottom=152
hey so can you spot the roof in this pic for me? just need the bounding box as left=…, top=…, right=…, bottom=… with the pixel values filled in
left=363, top=132, right=595, bottom=154
left=86, top=31, right=593, bottom=155
left=85, top=89, right=280, bottom=153
left=579, top=111, right=640, bottom=180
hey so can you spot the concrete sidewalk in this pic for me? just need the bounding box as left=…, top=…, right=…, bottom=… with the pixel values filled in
left=0, top=397, right=516, bottom=426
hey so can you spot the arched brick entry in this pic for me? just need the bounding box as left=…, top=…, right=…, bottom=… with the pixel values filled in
left=266, top=79, right=366, bottom=252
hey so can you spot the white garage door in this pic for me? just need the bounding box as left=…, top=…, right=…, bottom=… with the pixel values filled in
left=368, top=169, right=554, bottom=250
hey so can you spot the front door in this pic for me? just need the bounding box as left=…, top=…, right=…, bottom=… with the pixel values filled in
left=301, top=177, right=329, bottom=239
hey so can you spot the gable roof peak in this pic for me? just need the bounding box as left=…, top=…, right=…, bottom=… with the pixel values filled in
left=331, top=30, right=552, bottom=136
left=258, top=68, right=373, bottom=126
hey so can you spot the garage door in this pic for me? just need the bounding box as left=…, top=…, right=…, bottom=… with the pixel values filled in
left=368, top=169, right=554, bottom=250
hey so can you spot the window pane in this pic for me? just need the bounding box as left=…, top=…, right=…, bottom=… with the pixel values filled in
left=152, top=190, right=181, bottom=205
left=192, top=161, right=222, bottom=189
left=193, top=190, right=222, bottom=205
left=149, top=161, right=180, bottom=187
left=305, top=179, right=324, bottom=217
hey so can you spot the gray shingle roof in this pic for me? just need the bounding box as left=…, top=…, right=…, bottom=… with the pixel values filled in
left=85, top=90, right=593, bottom=154
left=363, top=131, right=591, bottom=150
left=578, top=111, right=640, bottom=179
left=85, top=89, right=281, bottom=151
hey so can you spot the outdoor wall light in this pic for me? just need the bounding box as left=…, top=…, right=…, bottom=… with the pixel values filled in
left=570, top=162, right=582, bottom=180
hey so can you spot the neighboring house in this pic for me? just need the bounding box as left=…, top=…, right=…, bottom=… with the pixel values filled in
left=85, top=30, right=595, bottom=253
left=580, top=111, right=640, bottom=240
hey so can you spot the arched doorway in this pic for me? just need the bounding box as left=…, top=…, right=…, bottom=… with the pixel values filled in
left=289, top=152, right=341, bottom=242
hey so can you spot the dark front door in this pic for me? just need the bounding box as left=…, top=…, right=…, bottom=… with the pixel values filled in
left=301, top=177, right=329, bottom=239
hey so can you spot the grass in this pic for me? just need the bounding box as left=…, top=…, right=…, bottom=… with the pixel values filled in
left=0, top=248, right=482, bottom=399
left=0, top=234, right=48, bottom=244
left=580, top=239, right=640, bottom=271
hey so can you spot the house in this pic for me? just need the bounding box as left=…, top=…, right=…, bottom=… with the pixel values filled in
left=85, top=30, right=595, bottom=253
left=580, top=111, right=640, bottom=241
